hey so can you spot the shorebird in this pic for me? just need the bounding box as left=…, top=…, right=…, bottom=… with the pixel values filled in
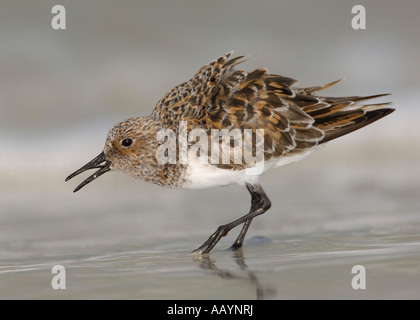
left=66, top=52, right=394, bottom=254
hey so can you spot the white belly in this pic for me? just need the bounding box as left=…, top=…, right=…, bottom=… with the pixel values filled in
left=181, top=145, right=321, bottom=189
left=181, top=160, right=260, bottom=189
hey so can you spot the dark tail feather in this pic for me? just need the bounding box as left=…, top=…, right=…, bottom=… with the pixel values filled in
left=319, top=108, right=395, bottom=144
left=299, top=79, right=395, bottom=143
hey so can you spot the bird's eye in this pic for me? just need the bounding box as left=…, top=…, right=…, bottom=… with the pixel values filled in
left=121, top=138, right=133, bottom=148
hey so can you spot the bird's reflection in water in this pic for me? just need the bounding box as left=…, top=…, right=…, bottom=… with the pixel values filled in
left=193, top=248, right=276, bottom=300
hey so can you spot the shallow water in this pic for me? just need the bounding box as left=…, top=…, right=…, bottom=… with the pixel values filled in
left=1, top=232, right=420, bottom=299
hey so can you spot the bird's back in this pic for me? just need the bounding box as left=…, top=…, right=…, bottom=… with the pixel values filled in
left=151, top=52, right=395, bottom=171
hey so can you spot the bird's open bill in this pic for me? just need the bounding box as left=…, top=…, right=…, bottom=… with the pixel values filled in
left=65, top=152, right=111, bottom=192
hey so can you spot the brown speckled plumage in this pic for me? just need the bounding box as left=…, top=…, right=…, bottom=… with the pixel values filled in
left=150, top=52, right=393, bottom=172
left=104, top=117, right=187, bottom=187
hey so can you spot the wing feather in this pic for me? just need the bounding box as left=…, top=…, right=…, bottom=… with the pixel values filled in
left=151, top=53, right=394, bottom=169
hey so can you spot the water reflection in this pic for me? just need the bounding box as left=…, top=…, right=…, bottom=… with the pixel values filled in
left=193, top=249, right=277, bottom=300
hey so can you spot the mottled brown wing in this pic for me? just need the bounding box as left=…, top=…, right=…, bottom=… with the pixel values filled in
left=203, top=68, right=328, bottom=167
left=152, top=52, right=244, bottom=128
left=152, top=53, right=394, bottom=169
left=152, top=53, right=324, bottom=168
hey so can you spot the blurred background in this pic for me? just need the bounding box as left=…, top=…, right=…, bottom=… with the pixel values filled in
left=0, top=0, right=419, bottom=299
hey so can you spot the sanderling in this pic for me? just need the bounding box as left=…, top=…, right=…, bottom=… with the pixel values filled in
left=66, top=52, right=394, bottom=254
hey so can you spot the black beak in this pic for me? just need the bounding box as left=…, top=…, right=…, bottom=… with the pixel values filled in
left=65, top=152, right=111, bottom=192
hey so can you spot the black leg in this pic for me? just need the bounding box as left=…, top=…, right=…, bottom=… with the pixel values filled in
left=230, top=219, right=252, bottom=250
left=230, top=183, right=271, bottom=250
left=193, top=182, right=271, bottom=254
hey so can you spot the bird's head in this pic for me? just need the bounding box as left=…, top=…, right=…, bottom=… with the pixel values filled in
left=66, top=117, right=160, bottom=192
